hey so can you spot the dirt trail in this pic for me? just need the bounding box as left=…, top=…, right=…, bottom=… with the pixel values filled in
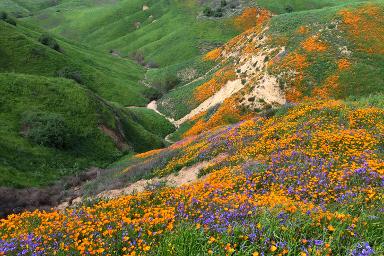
left=97, top=153, right=227, bottom=199
left=56, top=154, right=227, bottom=209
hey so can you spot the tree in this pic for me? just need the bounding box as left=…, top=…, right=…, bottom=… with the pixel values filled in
left=203, top=7, right=213, bottom=17
left=38, top=33, right=61, bottom=52
left=21, top=111, right=73, bottom=149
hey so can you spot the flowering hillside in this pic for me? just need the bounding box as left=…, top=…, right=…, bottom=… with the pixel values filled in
left=159, top=2, right=384, bottom=137
left=1, top=100, right=383, bottom=255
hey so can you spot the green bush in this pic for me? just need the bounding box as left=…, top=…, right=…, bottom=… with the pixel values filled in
left=285, top=5, right=294, bottom=13
left=203, top=7, right=213, bottom=17
left=21, top=111, right=73, bottom=149
left=55, top=66, right=84, bottom=84
left=214, top=8, right=223, bottom=17
left=0, top=11, right=16, bottom=26
left=38, top=33, right=61, bottom=52
left=0, top=11, right=7, bottom=20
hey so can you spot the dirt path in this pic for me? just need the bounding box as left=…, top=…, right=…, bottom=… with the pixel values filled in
left=97, top=153, right=227, bottom=199
left=146, top=100, right=178, bottom=128
left=56, top=154, right=227, bottom=208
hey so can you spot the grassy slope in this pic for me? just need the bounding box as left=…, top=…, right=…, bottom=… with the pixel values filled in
left=0, top=72, right=173, bottom=188
left=267, top=1, right=384, bottom=99
left=256, top=0, right=369, bottom=13
left=0, top=19, right=178, bottom=188
left=158, top=0, right=384, bottom=122
left=0, top=73, right=119, bottom=188
left=0, top=19, right=154, bottom=106
left=21, top=0, right=238, bottom=89
left=126, top=107, right=175, bottom=138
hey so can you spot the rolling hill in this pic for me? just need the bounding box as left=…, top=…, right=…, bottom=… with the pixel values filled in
left=0, top=17, right=175, bottom=188
left=0, top=0, right=383, bottom=255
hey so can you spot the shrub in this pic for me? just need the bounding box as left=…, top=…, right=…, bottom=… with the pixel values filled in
left=38, top=33, right=61, bottom=52
left=214, top=8, right=223, bottom=17
left=285, top=5, right=294, bottom=13
left=55, top=67, right=84, bottom=84
left=203, top=7, right=213, bottom=17
left=151, top=75, right=180, bottom=93
left=21, top=111, right=73, bottom=149
left=0, top=11, right=17, bottom=26
left=221, top=0, right=227, bottom=7
left=0, top=11, right=7, bottom=20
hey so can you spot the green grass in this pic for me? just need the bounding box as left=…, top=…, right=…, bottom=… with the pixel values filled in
left=166, top=120, right=196, bottom=142
left=256, top=0, right=369, bottom=14
left=0, top=73, right=168, bottom=188
left=0, top=19, right=155, bottom=106
left=266, top=1, right=384, bottom=99
left=18, top=0, right=238, bottom=93
left=125, top=107, right=175, bottom=138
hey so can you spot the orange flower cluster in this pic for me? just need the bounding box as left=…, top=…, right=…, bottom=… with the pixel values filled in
left=193, top=67, right=236, bottom=102
left=337, top=58, right=351, bottom=70
left=339, top=5, right=384, bottom=54
left=183, top=97, right=247, bottom=137
left=204, top=48, right=222, bottom=61
left=278, top=53, right=310, bottom=102
left=301, top=35, right=328, bottom=52
left=296, top=26, right=309, bottom=34
left=234, top=7, right=272, bottom=31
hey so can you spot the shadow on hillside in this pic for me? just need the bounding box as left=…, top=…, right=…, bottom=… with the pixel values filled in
left=0, top=168, right=100, bottom=218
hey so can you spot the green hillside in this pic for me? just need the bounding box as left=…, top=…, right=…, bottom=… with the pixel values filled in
left=0, top=73, right=174, bottom=188
left=0, top=19, right=155, bottom=106
left=18, top=0, right=239, bottom=92
left=256, top=0, right=369, bottom=13
left=0, top=0, right=383, bottom=255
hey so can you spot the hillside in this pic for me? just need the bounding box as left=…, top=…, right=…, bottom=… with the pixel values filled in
left=159, top=1, right=384, bottom=137
left=0, top=20, right=155, bottom=106
left=18, top=0, right=243, bottom=94
left=0, top=73, right=174, bottom=188
left=0, top=0, right=383, bottom=255
left=1, top=100, right=383, bottom=255
left=0, top=16, right=176, bottom=189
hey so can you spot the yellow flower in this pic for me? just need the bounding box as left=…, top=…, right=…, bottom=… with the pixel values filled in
left=270, top=245, right=277, bottom=252
left=328, top=225, right=335, bottom=232
left=252, top=252, right=259, bottom=256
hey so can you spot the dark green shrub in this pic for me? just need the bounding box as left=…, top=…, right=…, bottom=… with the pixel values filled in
left=55, top=67, right=84, bottom=84
left=0, top=11, right=16, bottom=26
left=214, top=8, right=223, bottom=17
left=203, top=7, right=213, bottom=17
left=221, top=0, right=227, bottom=7
left=5, top=17, right=16, bottom=26
left=38, top=33, right=61, bottom=52
left=285, top=5, right=294, bottom=13
left=21, top=111, right=73, bottom=149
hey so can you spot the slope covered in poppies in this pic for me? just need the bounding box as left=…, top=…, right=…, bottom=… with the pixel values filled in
left=1, top=100, right=383, bottom=255
left=160, top=1, right=384, bottom=138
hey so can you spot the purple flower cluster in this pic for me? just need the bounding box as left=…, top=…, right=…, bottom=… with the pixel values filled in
left=0, top=235, right=44, bottom=256
left=351, top=242, right=375, bottom=256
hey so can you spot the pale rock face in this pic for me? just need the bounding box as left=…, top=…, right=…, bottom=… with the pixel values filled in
left=143, top=5, right=149, bottom=11
left=174, top=26, right=286, bottom=125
